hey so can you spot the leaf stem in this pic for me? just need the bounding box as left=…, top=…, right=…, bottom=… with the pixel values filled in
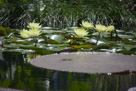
left=96, top=32, right=100, bottom=45
left=111, top=32, right=113, bottom=41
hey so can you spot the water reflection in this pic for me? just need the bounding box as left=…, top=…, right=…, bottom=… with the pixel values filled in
left=0, top=52, right=136, bottom=91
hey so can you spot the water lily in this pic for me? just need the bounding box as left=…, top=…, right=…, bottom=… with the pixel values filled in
left=20, top=29, right=30, bottom=38
left=80, top=21, right=94, bottom=29
left=95, top=24, right=107, bottom=32
left=107, top=25, right=115, bottom=32
left=29, top=29, right=41, bottom=37
left=27, top=22, right=41, bottom=30
left=74, top=28, right=88, bottom=38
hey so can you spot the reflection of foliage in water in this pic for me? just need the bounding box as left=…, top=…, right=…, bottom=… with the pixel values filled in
left=0, top=45, right=136, bottom=91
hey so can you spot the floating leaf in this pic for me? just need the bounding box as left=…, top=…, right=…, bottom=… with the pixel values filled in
left=118, top=34, right=135, bottom=39
left=88, top=38, right=108, bottom=45
left=46, top=46, right=71, bottom=52
left=92, top=44, right=111, bottom=51
left=71, top=45, right=94, bottom=49
left=3, top=49, right=35, bottom=54
left=3, top=44, right=20, bottom=49
left=42, top=27, right=60, bottom=30
left=48, top=34, right=65, bottom=43
left=123, top=39, right=136, bottom=45
left=130, top=47, right=136, bottom=52
left=47, top=44, right=70, bottom=47
left=116, top=50, right=135, bottom=55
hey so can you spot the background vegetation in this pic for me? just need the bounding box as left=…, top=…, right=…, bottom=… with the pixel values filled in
left=0, top=0, right=136, bottom=30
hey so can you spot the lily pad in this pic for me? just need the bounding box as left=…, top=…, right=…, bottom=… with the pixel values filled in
left=3, top=49, right=35, bottom=54
left=31, top=52, right=136, bottom=74
left=116, top=50, right=135, bottom=55
left=42, top=27, right=60, bottom=30
left=88, top=38, right=108, bottom=45
left=48, top=34, right=65, bottom=43
left=118, top=34, right=135, bottom=39
left=92, top=44, right=111, bottom=51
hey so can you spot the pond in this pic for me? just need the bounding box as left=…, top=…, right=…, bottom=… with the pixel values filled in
left=0, top=52, right=136, bottom=91
left=0, top=24, right=136, bottom=91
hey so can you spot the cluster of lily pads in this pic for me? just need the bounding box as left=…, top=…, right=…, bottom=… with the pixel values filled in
left=0, top=21, right=135, bottom=56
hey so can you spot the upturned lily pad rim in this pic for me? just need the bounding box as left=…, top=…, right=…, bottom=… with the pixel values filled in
left=30, top=52, right=136, bottom=74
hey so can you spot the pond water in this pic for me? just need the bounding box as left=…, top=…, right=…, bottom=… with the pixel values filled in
left=0, top=26, right=136, bottom=91
left=0, top=52, right=136, bottom=91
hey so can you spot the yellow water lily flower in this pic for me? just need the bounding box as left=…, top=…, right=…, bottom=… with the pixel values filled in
left=80, top=21, right=94, bottom=29
left=20, top=29, right=30, bottom=38
left=27, top=22, right=41, bottom=30
left=29, top=29, right=41, bottom=37
left=107, top=25, right=115, bottom=32
left=95, top=24, right=107, bottom=32
left=74, top=28, right=88, bottom=38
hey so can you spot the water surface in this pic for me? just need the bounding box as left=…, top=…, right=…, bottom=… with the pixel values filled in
left=0, top=52, right=136, bottom=91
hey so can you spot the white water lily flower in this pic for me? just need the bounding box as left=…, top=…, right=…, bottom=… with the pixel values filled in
left=95, top=24, right=107, bottom=32
left=107, top=25, right=115, bottom=32
left=74, top=28, right=88, bottom=38
left=27, top=22, right=41, bottom=30
left=80, top=21, right=94, bottom=29
left=20, top=29, right=30, bottom=38
left=29, top=29, right=41, bottom=37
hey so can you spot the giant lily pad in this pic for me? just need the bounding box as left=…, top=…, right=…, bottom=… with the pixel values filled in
left=0, top=88, right=25, bottom=91
left=31, top=52, right=136, bottom=74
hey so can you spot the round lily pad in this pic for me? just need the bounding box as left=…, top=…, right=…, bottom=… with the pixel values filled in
left=31, top=52, right=136, bottom=74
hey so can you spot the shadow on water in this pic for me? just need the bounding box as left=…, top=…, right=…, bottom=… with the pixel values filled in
left=0, top=52, right=136, bottom=91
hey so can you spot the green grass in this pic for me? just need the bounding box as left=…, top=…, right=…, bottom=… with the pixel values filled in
left=0, top=0, right=136, bottom=30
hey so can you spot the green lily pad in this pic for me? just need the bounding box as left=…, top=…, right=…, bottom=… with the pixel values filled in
left=71, top=45, right=94, bottom=49
left=4, top=49, right=35, bottom=54
left=118, top=34, right=135, bottom=39
left=47, top=44, right=70, bottom=47
left=123, top=39, right=136, bottom=45
left=117, top=43, right=135, bottom=51
left=42, top=27, right=60, bottom=30
left=46, top=46, right=71, bottom=52
left=116, top=50, right=135, bottom=55
left=48, top=34, right=65, bottom=43
left=66, top=27, right=78, bottom=30
left=88, top=38, right=108, bottom=45
left=92, top=44, right=111, bottom=51
left=130, top=47, right=136, bottom=52
left=3, top=44, right=20, bottom=49
left=0, top=27, right=11, bottom=36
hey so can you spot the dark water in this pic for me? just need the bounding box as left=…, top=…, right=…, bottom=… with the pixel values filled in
left=0, top=52, right=136, bottom=91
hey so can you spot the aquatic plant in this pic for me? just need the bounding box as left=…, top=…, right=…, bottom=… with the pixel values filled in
left=107, top=26, right=115, bottom=32
left=74, top=28, right=88, bottom=38
left=95, top=24, right=107, bottom=33
left=20, top=22, right=42, bottom=38
left=29, top=29, right=41, bottom=37
left=80, top=21, right=94, bottom=30
left=20, top=29, right=30, bottom=39
left=20, top=22, right=42, bottom=47
left=27, top=22, right=42, bottom=30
